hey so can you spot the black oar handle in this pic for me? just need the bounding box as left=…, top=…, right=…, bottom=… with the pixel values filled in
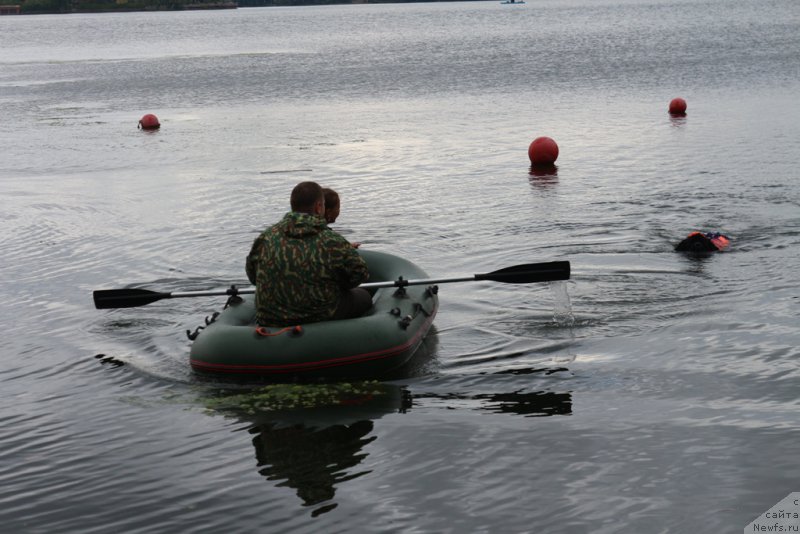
left=93, top=286, right=254, bottom=309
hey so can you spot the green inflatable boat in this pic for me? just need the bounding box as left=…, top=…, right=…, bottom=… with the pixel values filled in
left=188, top=250, right=438, bottom=380
left=94, top=249, right=569, bottom=381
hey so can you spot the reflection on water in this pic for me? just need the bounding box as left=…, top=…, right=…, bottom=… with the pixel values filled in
left=475, top=390, right=572, bottom=417
left=414, top=387, right=572, bottom=418
left=250, top=420, right=376, bottom=516
left=676, top=248, right=717, bottom=275
left=529, top=163, right=559, bottom=178
left=94, top=353, right=125, bottom=367
left=202, top=376, right=573, bottom=518
left=204, top=382, right=412, bottom=427
left=669, top=115, right=687, bottom=128
left=204, top=382, right=411, bottom=516
left=248, top=391, right=571, bottom=514
left=495, top=366, right=570, bottom=376
left=528, top=164, right=559, bottom=188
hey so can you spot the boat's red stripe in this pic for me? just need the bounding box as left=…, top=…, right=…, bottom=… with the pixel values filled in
left=190, top=310, right=436, bottom=375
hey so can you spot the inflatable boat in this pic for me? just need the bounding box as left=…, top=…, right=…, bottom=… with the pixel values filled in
left=94, top=250, right=569, bottom=381
left=188, top=250, right=438, bottom=380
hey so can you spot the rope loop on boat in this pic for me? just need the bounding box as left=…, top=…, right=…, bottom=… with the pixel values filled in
left=255, top=325, right=304, bottom=338
left=186, top=325, right=204, bottom=340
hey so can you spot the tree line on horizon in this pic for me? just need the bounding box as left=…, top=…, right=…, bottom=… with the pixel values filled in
left=10, top=0, right=469, bottom=14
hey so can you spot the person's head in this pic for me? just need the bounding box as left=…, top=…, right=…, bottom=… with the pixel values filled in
left=322, top=188, right=340, bottom=224
left=290, top=181, right=325, bottom=216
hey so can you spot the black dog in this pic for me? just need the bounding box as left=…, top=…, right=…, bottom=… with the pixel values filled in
left=675, top=232, right=730, bottom=253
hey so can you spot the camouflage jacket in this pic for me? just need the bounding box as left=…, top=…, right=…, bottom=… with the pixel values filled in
left=245, top=211, right=369, bottom=326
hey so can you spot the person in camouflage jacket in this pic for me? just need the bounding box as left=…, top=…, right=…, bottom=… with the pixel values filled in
left=246, top=181, right=371, bottom=326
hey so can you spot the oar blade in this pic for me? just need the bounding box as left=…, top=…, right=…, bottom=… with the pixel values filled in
left=93, top=288, right=171, bottom=309
left=476, top=261, right=571, bottom=284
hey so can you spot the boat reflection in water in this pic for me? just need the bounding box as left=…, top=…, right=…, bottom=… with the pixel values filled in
left=203, top=328, right=570, bottom=517
left=206, top=381, right=412, bottom=516
left=241, top=385, right=571, bottom=515
left=205, top=372, right=572, bottom=515
left=475, top=390, right=572, bottom=417
left=413, top=386, right=573, bottom=418
left=250, top=420, right=377, bottom=516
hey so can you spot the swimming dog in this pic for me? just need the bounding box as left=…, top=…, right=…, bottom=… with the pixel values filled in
left=675, top=232, right=730, bottom=253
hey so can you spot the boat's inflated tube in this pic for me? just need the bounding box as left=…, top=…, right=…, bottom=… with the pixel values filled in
left=189, top=249, right=438, bottom=381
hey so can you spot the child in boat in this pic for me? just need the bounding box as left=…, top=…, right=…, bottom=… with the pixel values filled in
left=323, top=187, right=360, bottom=248
left=322, top=187, right=341, bottom=224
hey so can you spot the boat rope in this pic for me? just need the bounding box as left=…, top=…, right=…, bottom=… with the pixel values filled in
left=186, top=325, right=204, bottom=340
left=186, top=311, right=221, bottom=340
left=255, top=325, right=304, bottom=337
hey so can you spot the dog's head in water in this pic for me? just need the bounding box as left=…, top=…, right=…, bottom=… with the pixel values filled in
left=675, top=232, right=730, bottom=253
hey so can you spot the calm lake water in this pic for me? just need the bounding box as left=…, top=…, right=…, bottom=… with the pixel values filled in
left=1, top=0, right=799, bottom=531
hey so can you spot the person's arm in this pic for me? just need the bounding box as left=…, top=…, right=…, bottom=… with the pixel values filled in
left=343, top=247, right=369, bottom=287
left=245, top=237, right=262, bottom=285
left=327, top=232, right=369, bottom=288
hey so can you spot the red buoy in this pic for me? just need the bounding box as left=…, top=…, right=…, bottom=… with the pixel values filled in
left=528, top=136, right=559, bottom=165
left=668, top=98, right=687, bottom=115
left=138, top=114, right=160, bottom=130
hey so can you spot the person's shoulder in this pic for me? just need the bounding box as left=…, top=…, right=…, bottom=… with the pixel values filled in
left=320, top=225, right=345, bottom=238
left=266, top=216, right=290, bottom=233
left=254, top=226, right=273, bottom=240
left=320, top=226, right=352, bottom=245
left=252, top=221, right=283, bottom=243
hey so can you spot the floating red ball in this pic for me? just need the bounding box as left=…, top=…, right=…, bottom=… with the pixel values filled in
left=528, top=136, right=559, bottom=165
left=138, top=114, right=160, bottom=130
left=668, top=98, right=687, bottom=115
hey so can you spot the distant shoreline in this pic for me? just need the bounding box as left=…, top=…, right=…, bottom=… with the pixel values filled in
left=1, top=0, right=480, bottom=15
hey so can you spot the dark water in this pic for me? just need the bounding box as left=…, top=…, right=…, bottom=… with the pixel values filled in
left=1, top=0, right=799, bottom=531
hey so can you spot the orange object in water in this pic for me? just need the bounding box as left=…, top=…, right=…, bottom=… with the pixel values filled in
left=709, top=233, right=730, bottom=250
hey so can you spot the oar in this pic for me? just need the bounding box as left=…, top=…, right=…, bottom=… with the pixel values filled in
left=93, top=260, right=570, bottom=309
left=93, top=286, right=252, bottom=309
left=362, top=260, right=570, bottom=289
